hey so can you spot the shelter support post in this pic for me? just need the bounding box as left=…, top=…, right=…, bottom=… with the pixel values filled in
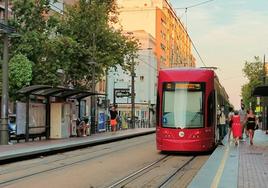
left=46, top=96, right=50, bottom=139
left=78, top=99, right=81, bottom=118
left=25, top=95, right=30, bottom=142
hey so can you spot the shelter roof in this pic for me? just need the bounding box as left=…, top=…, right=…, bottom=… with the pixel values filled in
left=17, top=85, right=105, bottom=99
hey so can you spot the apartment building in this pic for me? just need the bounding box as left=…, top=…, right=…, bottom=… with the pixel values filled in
left=117, top=0, right=196, bottom=69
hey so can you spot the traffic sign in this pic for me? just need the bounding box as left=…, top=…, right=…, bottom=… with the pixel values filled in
left=114, top=88, right=130, bottom=98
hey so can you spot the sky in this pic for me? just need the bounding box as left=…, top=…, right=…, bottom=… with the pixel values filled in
left=169, top=0, right=268, bottom=109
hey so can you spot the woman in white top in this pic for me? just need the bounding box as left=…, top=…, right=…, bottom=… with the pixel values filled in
left=218, top=106, right=227, bottom=141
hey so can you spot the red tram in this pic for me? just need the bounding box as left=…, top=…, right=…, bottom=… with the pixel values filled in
left=156, top=68, right=229, bottom=152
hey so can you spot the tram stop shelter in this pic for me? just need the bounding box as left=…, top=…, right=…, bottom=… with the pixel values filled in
left=253, top=85, right=268, bottom=131
left=16, top=85, right=105, bottom=142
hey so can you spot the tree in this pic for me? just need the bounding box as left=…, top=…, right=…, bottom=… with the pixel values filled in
left=9, top=0, right=138, bottom=91
left=241, top=56, right=264, bottom=110
left=9, top=54, right=32, bottom=99
left=9, top=0, right=62, bottom=86
left=57, top=0, right=138, bottom=89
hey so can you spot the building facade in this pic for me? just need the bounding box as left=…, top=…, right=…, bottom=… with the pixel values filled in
left=117, top=0, right=195, bottom=69
left=108, top=30, right=157, bottom=127
left=59, top=0, right=195, bottom=127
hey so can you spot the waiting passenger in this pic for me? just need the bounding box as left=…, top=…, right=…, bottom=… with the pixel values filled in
left=227, top=107, right=234, bottom=141
left=218, top=105, right=227, bottom=142
left=109, top=106, right=118, bottom=132
left=77, top=117, right=90, bottom=137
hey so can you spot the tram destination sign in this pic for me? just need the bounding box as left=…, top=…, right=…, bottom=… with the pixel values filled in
left=114, top=88, right=131, bottom=98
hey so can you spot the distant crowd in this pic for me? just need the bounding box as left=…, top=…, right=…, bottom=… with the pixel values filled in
left=218, top=103, right=259, bottom=146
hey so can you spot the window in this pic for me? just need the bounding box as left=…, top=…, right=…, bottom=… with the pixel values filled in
left=161, top=43, right=166, bottom=51
left=162, top=82, right=205, bottom=129
left=140, top=76, right=144, bottom=81
left=207, top=91, right=215, bottom=127
left=160, top=56, right=166, bottom=63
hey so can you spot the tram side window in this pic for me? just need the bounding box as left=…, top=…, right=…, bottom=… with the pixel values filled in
left=207, top=91, right=215, bottom=127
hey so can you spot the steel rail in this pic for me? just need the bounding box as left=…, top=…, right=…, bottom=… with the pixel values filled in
left=159, top=156, right=196, bottom=187
left=107, top=155, right=170, bottom=188
left=0, top=138, right=153, bottom=186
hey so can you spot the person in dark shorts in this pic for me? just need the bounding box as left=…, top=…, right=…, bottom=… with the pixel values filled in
left=109, top=106, right=118, bottom=132
left=227, top=107, right=234, bottom=141
left=246, top=109, right=257, bottom=145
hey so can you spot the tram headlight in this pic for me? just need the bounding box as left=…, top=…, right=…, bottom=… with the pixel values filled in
left=192, top=131, right=200, bottom=139
left=164, top=134, right=172, bottom=138
left=162, top=130, right=172, bottom=138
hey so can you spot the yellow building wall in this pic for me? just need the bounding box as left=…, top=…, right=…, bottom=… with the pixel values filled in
left=117, top=7, right=156, bottom=38
left=118, top=0, right=195, bottom=68
left=161, top=1, right=195, bottom=67
left=65, top=0, right=195, bottom=68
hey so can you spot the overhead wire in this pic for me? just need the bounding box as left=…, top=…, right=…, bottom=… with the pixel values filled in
left=178, top=18, right=207, bottom=67
left=137, top=57, right=158, bottom=74
left=174, top=0, right=216, bottom=10
left=172, top=0, right=217, bottom=67
left=49, top=2, right=65, bottom=14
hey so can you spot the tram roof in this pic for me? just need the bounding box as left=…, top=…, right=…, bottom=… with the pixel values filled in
left=160, top=67, right=216, bottom=72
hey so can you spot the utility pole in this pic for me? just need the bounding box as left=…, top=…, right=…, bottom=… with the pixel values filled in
left=0, top=0, right=9, bottom=145
left=131, top=56, right=135, bottom=129
left=263, top=55, right=266, bottom=84
left=90, top=24, right=97, bottom=134
left=147, top=48, right=152, bottom=128
left=263, top=55, right=267, bottom=131
left=105, top=68, right=108, bottom=114
left=91, top=62, right=96, bottom=134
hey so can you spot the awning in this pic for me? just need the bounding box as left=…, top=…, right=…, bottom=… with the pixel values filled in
left=252, top=85, right=268, bottom=96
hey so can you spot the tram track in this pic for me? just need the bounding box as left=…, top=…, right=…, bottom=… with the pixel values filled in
left=107, top=155, right=197, bottom=188
left=107, top=155, right=170, bottom=188
left=0, top=136, right=155, bottom=186
left=158, top=156, right=196, bottom=188
left=0, top=134, right=208, bottom=188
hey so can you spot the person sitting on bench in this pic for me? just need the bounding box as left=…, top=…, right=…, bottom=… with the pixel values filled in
left=77, top=117, right=89, bottom=137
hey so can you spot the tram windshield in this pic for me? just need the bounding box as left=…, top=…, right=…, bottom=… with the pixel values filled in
left=162, top=82, right=205, bottom=129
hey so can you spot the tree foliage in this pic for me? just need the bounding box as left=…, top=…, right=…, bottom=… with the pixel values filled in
left=9, top=54, right=32, bottom=99
left=9, top=0, right=61, bottom=87
left=241, top=56, right=264, bottom=110
left=7, top=0, right=138, bottom=93
left=58, top=0, right=138, bottom=89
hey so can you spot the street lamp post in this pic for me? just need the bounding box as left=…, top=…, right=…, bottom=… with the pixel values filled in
left=129, top=47, right=154, bottom=129
left=137, top=47, right=153, bottom=128
left=0, top=0, right=10, bottom=145
left=131, top=55, right=135, bottom=129
left=147, top=48, right=153, bottom=128
left=263, top=55, right=267, bottom=131
left=87, top=61, right=97, bottom=134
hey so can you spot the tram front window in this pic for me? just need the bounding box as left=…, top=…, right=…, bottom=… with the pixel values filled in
left=162, top=82, right=204, bottom=129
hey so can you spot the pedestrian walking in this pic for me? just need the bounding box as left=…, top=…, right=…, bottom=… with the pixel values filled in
left=109, top=106, right=118, bottom=132
left=231, top=110, right=242, bottom=146
left=227, top=107, right=234, bottom=141
left=238, top=104, right=247, bottom=139
left=246, top=109, right=258, bottom=145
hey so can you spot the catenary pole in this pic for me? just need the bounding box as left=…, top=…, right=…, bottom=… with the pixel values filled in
left=131, top=56, right=135, bottom=129
left=0, top=0, right=9, bottom=145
